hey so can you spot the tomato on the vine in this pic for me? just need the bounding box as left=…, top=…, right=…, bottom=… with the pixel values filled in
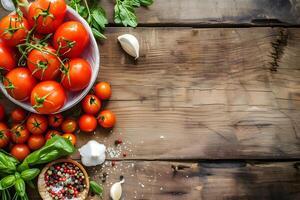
left=26, top=114, right=48, bottom=135
left=27, top=46, right=61, bottom=80
left=11, top=107, right=26, bottom=122
left=3, top=68, right=37, bottom=101
left=30, top=81, right=66, bottom=114
left=61, top=58, right=91, bottom=92
left=0, top=42, right=15, bottom=72
left=10, top=144, right=30, bottom=161
left=94, top=82, right=112, bottom=100
left=98, top=110, right=116, bottom=128
left=11, top=124, right=30, bottom=144
left=45, top=130, right=61, bottom=140
left=82, top=95, right=101, bottom=115
left=28, top=0, right=66, bottom=34
left=53, top=21, right=89, bottom=58
left=61, top=118, right=77, bottom=133
left=48, top=113, right=63, bottom=128
left=62, top=133, right=76, bottom=145
left=0, top=14, right=30, bottom=46
left=0, top=104, right=5, bottom=121
left=79, top=114, right=97, bottom=132
left=0, top=122, right=10, bottom=148
left=28, top=135, right=45, bottom=150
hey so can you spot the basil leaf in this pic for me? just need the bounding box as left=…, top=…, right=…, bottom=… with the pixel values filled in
left=92, top=28, right=107, bottom=39
left=15, top=178, right=25, bottom=197
left=90, top=181, right=103, bottom=196
left=139, top=0, right=153, bottom=6
left=0, top=150, right=19, bottom=174
left=91, top=7, right=108, bottom=30
left=17, top=136, right=75, bottom=171
left=21, top=168, right=40, bottom=181
left=0, top=175, right=16, bottom=189
left=114, top=0, right=138, bottom=27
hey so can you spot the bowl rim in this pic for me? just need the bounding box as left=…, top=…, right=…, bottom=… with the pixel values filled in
left=0, top=6, right=100, bottom=114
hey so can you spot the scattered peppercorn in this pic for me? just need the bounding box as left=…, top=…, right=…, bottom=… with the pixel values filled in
left=114, top=139, right=123, bottom=145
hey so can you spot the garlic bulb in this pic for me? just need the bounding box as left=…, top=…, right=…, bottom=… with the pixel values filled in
left=78, top=140, right=106, bottom=167
left=118, top=34, right=139, bottom=59
left=110, top=178, right=125, bottom=200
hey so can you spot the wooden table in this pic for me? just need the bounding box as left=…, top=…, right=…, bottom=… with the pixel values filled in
left=1, top=0, right=300, bottom=199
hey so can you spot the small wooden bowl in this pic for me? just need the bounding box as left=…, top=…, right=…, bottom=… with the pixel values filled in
left=38, top=159, right=90, bottom=200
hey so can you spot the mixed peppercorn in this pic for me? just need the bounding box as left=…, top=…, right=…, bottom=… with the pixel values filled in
left=44, top=162, right=86, bottom=200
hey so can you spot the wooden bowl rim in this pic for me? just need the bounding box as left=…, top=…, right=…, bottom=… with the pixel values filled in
left=38, top=159, right=90, bottom=200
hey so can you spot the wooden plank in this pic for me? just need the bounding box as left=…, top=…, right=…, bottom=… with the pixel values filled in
left=28, top=161, right=300, bottom=199
left=1, top=27, right=300, bottom=160
left=1, top=0, right=300, bottom=26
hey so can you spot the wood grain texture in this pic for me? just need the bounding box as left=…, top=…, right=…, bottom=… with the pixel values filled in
left=1, top=0, right=300, bottom=25
left=28, top=161, right=300, bottom=200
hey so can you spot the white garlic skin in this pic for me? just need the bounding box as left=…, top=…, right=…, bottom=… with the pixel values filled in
left=110, top=179, right=125, bottom=200
left=1, top=0, right=15, bottom=11
left=78, top=140, right=106, bottom=167
left=118, top=34, right=140, bottom=59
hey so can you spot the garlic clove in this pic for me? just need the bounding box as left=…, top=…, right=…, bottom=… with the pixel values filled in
left=118, top=34, right=140, bottom=59
left=110, top=178, right=125, bottom=200
left=1, top=0, right=15, bottom=11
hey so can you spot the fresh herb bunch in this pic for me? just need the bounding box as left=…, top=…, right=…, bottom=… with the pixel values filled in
left=68, top=0, right=154, bottom=39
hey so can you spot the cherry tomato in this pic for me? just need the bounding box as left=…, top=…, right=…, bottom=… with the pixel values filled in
left=28, top=0, right=66, bottom=34
left=82, top=95, right=101, bottom=115
left=10, top=144, right=30, bottom=161
left=94, top=82, right=112, bottom=100
left=28, top=135, right=45, bottom=150
left=62, top=133, right=76, bottom=145
left=61, top=118, right=77, bottom=133
left=26, top=114, right=48, bottom=135
left=0, top=42, right=15, bottom=72
left=79, top=114, right=97, bottom=132
left=3, top=68, right=37, bottom=101
left=0, top=104, right=5, bottom=121
left=0, top=122, right=10, bottom=148
left=30, top=81, right=66, bottom=114
left=48, top=113, right=63, bottom=128
left=0, top=14, right=30, bottom=46
left=61, top=58, right=91, bottom=92
left=27, top=46, right=61, bottom=80
left=11, top=124, right=30, bottom=144
left=11, top=107, right=26, bottom=123
left=45, top=130, right=61, bottom=140
left=53, top=21, right=89, bottom=58
left=98, top=110, right=116, bottom=128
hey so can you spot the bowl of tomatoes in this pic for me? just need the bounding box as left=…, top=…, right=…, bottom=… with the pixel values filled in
left=0, top=0, right=100, bottom=114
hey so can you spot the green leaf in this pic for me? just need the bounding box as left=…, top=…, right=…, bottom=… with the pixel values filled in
left=91, top=7, right=108, bottom=30
left=90, top=181, right=103, bottom=196
left=92, top=28, right=107, bottom=39
left=17, top=136, right=75, bottom=171
left=14, top=178, right=25, bottom=197
left=114, top=0, right=138, bottom=27
left=139, top=0, right=153, bottom=6
left=0, top=150, right=19, bottom=175
left=21, top=168, right=40, bottom=181
left=0, top=175, right=16, bottom=190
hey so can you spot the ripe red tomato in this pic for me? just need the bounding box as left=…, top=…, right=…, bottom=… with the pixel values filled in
left=11, top=107, right=26, bottom=122
left=10, top=144, right=30, bottom=161
left=94, top=82, right=112, bottom=100
left=26, top=114, right=48, bottom=135
left=28, top=0, right=66, bottom=34
left=0, top=42, right=15, bottom=72
left=53, top=21, right=89, bottom=58
left=79, top=114, right=97, bottom=132
left=27, top=46, right=61, bottom=80
left=28, top=135, right=45, bottom=150
left=98, top=110, right=116, bottom=128
left=11, top=124, right=30, bottom=144
left=48, top=113, right=63, bottom=128
left=45, top=130, right=61, bottom=140
left=0, top=104, right=5, bottom=121
left=30, top=81, right=66, bottom=114
left=62, top=133, right=76, bottom=145
left=0, top=122, right=10, bottom=148
left=3, top=68, right=37, bottom=101
left=61, top=118, right=77, bottom=133
left=0, top=14, right=30, bottom=46
left=61, top=58, right=91, bottom=91
left=82, top=95, right=101, bottom=115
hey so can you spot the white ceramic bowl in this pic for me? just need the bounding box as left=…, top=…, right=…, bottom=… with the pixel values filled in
left=0, top=6, right=100, bottom=113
